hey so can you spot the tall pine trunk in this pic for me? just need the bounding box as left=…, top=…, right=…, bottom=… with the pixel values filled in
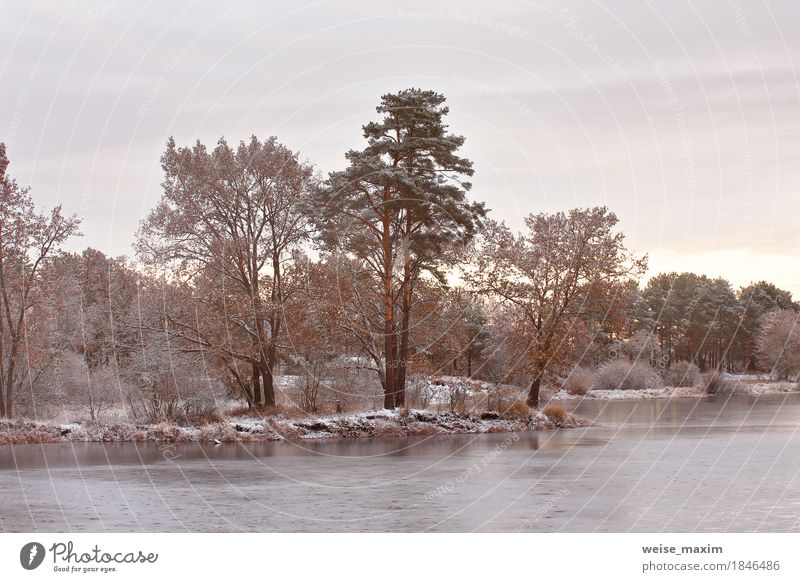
left=382, top=189, right=396, bottom=409
left=394, top=217, right=415, bottom=409
left=395, top=274, right=412, bottom=408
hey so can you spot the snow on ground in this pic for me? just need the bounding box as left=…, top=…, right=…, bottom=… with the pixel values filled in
left=551, top=386, right=705, bottom=400
left=416, top=375, right=495, bottom=405
left=551, top=380, right=799, bottom=400
left=0, top=406, right=586, bottom=444
left=7, top=373, right=794, bottom=443
left=738, top=381, right=798, bottom=395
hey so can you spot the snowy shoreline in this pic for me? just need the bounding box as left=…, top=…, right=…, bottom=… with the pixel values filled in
left=0, top=408, right=587, bottom=445
left=550, top=381, right=799, bottom=401
left=4, top=382, right=795, bottom=444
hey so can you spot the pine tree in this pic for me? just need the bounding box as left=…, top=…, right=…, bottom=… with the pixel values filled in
left=312, top=89, right=486, bottom=408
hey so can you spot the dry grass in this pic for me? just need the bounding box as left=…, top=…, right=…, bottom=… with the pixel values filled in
left=369, top=420, right=409, bottom=438
left=500, top=399, right=533, bottom=421
left=0, top=419, right=62, bottom=444
left=485, top=385, right=523, bottom=410
left=261, top=403, right=306, bottom=418
left=183, top=409, right=226, bottom=425
left=482, top=384, right=532, bottom=420
left=542, top=404, right=567, bottom=424
left=225, top=404, right=257, bottom=417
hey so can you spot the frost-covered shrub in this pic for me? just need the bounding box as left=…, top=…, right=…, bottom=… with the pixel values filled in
left=563, top=367, right=595, bottom=395
left=406, top=375, right=435, bottom=409
left=703, top=371, right=732, bottom=395
left=443, top=379, right=469, bottom=413
left=666, top=360, right=701, bottom=387
left=121, top=345, right=225, bottom=423
left=325, top=363, right=383, bottom=412
left=280, top=357, right=386, bottom=414
left=757, top=309, right=800, bottom=380
left=282, top=365, right=326, bottom=413
left=596, top=358, right=663, bottom=390
left=180, top=396, right=224, bottom=424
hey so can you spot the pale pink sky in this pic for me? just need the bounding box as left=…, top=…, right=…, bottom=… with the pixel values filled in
left=2, top=0, right=799, bottom=294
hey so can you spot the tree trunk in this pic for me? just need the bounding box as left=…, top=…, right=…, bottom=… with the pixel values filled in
left=383, top=336, right=395, bottom=410
left=667, top=331, right=673, bottom=368
left=395, top=219, right=416, bottom=409
left=252, top=363, right=262, bottom=405
left=381, top=189, right=396, bottom=410
left=5, top=342, right=16, bottom=418
left=261, top=347, right=276, bottom=407
left=0, top=330, right=5, bottom=417
left=745, top=342, right=754, bottom=371
left=526, top=366, right=544, bottom=409
left=392, top=340, right=400, bottom=400
left=228, top=364, right=254, bottom=408
left=264, top=253, right=281, bottom=409
left=382, top=300, right=395, bottom=410
left=243, top=385, right=254, bottom=408
left=5, top=378, right=12, bottom=418
left=395, top=280, right=411, bottom=408
left=253, top=315, right=276, bottom=406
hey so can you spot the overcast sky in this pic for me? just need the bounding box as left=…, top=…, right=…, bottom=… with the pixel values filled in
left=2, top=0, right=799, bottom=294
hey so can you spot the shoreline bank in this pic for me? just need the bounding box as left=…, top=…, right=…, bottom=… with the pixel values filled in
left=0, top=408, right=587, bottom=445
left=550, top=381, right=799, bottom=401
left=4, top=385, right=796, bottom=445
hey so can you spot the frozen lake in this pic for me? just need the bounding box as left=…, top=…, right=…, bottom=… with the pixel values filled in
left=2, top=394, right=799, bottom=532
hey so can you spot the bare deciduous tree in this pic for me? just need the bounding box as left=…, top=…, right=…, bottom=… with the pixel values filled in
left=0, top=144, right=81, bottom=417
left=137, top=136, right=315, bottom=406
left=757, top=309, right=800, bottom=380
left=468, top=207, right=645, bottom=407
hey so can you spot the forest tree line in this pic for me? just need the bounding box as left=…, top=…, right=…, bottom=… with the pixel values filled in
left=1, top=89, right=798, bottom=420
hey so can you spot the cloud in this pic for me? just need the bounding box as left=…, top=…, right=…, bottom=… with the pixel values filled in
left=1, top=0, right=798, bottom=292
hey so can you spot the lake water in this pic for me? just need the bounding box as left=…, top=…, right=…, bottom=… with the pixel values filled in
left=2, top=394, right=799, bottom=532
